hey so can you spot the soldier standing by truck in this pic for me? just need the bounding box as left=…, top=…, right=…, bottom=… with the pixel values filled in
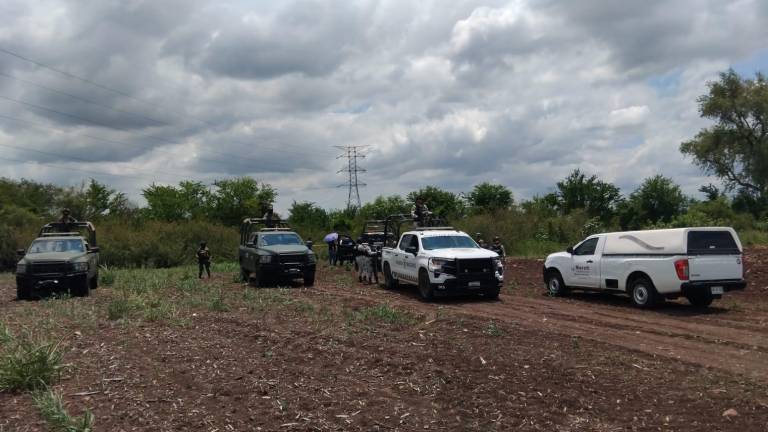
left=197, top=241, right=212, bottom=279
left=411, top=197, right=430, bottom=227
left=490, top=236, right=506, bottom=258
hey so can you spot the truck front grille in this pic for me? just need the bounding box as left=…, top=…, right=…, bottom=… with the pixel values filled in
left=30, top=262, right=71, bottom=275
left=279, top=254, right=306, bottom=264
left=457, top=258, right=494, bottom=275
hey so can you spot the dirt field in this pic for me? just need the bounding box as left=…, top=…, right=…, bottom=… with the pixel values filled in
left=2, top=249, right=768, bottom=431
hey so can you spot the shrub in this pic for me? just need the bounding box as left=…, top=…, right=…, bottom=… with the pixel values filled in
left=0, top=330, right=63, bottom=392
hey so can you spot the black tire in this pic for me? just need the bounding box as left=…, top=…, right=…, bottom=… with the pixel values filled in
left=418, top=269, right=434, bottom=302
left=485, top=287, right=501, bottom=300
left=687, top=291, right=714, bottom=308
left=16, top=284, right=31, bottom=301
left=71, top=276, right=90, bottom=297
left=545, top=270, right=567, bottom=297
left=629, top=276, right=658, bottom=309
left=304, top=272, right=315, bottom=287
left=252, top=270, right=263, bottom=288
left=383, top=263, right=399, bottom=290
left=240, top=267, right=249, bottom=282
left=90, top=274, right=99, bottom=290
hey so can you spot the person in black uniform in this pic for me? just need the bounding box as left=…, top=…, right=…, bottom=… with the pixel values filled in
left=411, top=197, right=430, bottom=227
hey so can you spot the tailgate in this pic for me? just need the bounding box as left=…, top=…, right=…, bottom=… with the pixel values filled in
left=689, top=255, right=743, bottom=281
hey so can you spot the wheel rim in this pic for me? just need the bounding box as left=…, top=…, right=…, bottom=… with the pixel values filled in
left=548, top=277, right=559, bottom=294
left=633, top=284, right=649, bottom=305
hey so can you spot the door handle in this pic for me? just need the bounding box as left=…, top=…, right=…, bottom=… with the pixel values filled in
left=586, top=260, right=594, bottom=263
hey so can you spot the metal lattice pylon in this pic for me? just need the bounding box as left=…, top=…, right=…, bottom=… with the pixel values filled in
left=334, top=145, right=367, bottom=210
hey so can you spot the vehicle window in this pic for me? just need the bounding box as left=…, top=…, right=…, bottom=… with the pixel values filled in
left=398, top=235, right=412, bottom=250
left=687, top=231, right=740, bottom=254
left=28, top=239, right=85, bottom=254
left=574, top=238, right=598, bottom=256
left=422, top=235, right=478, bottom=250
left=259, top=233, right=304, bottom=246
left=409, top=235, right=420, bottom=251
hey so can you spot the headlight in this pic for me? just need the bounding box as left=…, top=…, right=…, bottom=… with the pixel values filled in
left=73, top=262, right=89, bottom=272
left=16, top=263, right=26, bottom=274
left=493, top=257, right=504, bottom=274
left=428, top=258, right=450, bottom=272
left=259, top=255, right=273, bottom=264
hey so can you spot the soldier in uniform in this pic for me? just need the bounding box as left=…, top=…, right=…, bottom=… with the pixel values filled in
left=263, top=206, right=276, bottom=228
left=490, top=236, right=506, bottom=258
left=197, top=241, right=212, bottom=279
left=58, top=208, right=77, bottom=224
left=411, top=197, right=430, bottom=228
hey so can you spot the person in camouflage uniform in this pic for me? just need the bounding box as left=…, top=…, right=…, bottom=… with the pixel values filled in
left=197, top=241, right=212, bottom=279
left=58, top=208, right=77, bottom=224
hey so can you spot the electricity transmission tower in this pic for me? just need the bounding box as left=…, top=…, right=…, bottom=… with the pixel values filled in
left=335, top=145, right=367, bottom=210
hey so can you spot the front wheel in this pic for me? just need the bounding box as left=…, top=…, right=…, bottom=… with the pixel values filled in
left=240, top=267, right=249, bottom=282
left=418, top=269, right=434, bottom=302
left=71, top=276, right=91, bottom=297
left=16, top=284, right=31, bottom=301
left=629, top=276, right=658, bottom=309
left=304, top=272, right=315, bottom=287
left=545, top=270, right=567, bottom=297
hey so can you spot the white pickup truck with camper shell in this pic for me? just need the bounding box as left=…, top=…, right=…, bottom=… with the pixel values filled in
left=543, top=227, right=746, bottom=308
left=381, top=228, right=504, bottom=301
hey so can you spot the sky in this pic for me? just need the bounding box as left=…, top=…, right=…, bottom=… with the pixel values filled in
left=0, top=0, right=767, bottom=213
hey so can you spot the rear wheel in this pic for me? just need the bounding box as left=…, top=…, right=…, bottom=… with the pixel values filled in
left=545, top=270, right=567, bottom=297
left=418, top=269, right=434, bottom=302
left=383, top=263, right=398, bottom=290
left=629, top=276, right=658, bottom=308
left=687, top=291, right=714, bottom=308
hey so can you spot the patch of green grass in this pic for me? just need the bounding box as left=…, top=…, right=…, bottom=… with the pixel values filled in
left=99, top=265, right=116, bottom=286
left=207, top=289, right=230, bottom=312
left=485, top=321, right=504, bottom=337
left=0, top=329, right=63, bottom=392
left=33, top=389, right=95, bottom=432
left=107, top=298, right=139, bottom=321
left=347, top=304, right=414, bottom=326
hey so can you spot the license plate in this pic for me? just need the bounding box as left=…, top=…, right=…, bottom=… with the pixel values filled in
left=468, top=281, right=481, bottom=288
left=711, top=286, right=724, bottom=295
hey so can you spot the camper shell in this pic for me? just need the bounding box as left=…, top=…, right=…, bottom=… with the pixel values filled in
left=543, top=227, right=745, bottom=308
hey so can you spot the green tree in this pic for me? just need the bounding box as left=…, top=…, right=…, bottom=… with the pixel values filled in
left=142, top=184, right=187, bottom=221
left=407, top=186, right=465, bottom=219
left=210, top=177, right=276, bottom=226
left=466, top=182, right=513, bottom=213
left=358, top=195, right=410, bottom=220
left=553, top=169, right=622, bottom=222
left=289, top=201, right=329, bottom=229
left=619, top=175, right=687, bottom=229
left=680, top=70, right=768, bottom=204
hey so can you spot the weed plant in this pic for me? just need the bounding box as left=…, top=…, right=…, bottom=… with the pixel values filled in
left=0, top=328, right=63, bottom=392
left=33, top=389, right=95, bottom=432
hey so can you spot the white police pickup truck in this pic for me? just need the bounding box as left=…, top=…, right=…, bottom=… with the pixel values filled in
left=543, top=227, right=746, bottom=308
left=381, top=228, right=504, bottom=301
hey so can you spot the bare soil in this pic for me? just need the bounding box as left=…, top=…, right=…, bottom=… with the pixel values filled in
left=2, top=249, right=768, bottom=431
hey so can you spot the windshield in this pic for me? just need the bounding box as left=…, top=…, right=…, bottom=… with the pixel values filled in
left=28, top=239, right=85, bottom=254
left=260, top=233, right=304, bottom=246
left=421, top=235, right=478, bottom=250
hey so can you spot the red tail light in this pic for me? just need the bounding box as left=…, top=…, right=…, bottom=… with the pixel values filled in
left=674, top=259, right=689, bottom=281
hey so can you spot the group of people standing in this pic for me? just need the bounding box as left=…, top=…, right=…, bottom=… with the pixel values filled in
left=476, top=235, right=506, bottom=258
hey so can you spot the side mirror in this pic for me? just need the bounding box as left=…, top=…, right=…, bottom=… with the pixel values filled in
left=566, top=246, right=574, bottom=254
left=245, top=242, right=255, bottom=248
left=89, top=246, right=100, bottom=254
left=16, top=249, right=25, bottom=257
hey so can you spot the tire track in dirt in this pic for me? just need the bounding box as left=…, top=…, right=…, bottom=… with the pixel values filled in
left=313, top=281, right=768, bottom=383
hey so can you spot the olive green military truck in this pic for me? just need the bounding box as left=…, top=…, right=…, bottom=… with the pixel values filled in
left=15, top=221, right=100, bottom=300
left=238, top=218, right=317, bottom=287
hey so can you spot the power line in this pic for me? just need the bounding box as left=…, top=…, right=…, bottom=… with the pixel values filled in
left=0, top=46, right=336, bottom=157
left=334, top=145, right=367, bottom=210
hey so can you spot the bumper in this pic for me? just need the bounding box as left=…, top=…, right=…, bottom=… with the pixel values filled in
left=16, top=273, right=87, bottom=293
left=680, top=279, right=746, bottom=297
left=261, top=263, right=316, bottom=279
left=431, top=277, right=502, bottom=297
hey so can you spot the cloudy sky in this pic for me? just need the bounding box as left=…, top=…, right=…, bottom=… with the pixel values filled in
left=0, top=0, right=766, bottom=212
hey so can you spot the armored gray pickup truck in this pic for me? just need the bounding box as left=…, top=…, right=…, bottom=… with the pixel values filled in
left=238, top=218, right=316, bottom=287
left=15, top=221, right=100, bottom=300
